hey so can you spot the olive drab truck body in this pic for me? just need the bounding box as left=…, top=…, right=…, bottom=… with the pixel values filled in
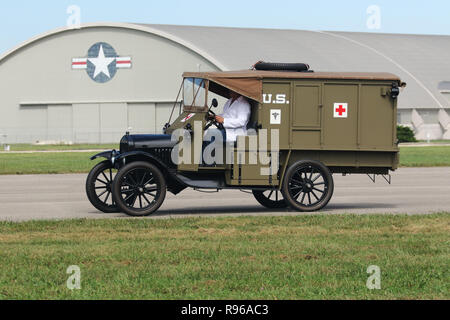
left=87, top=63, right=405, bottom=216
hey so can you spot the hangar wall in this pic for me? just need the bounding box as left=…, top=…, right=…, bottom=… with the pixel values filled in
left=1, top=23, right=450, bottom=144
left=17, top=102, right=174, bottom=144
left=0, top=25, right=218, bottom=143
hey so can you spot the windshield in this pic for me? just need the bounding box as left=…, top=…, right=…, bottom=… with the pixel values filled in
left=183, top=78, right=207, bottom=110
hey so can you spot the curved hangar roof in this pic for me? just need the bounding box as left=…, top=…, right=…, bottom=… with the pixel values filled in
left=1, top=22, right=449, bottom=109
left=143, top=24, right=450, bottom=109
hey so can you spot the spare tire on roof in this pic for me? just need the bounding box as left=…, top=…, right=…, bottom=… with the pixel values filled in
left=254, top=61, right=310, bottom=72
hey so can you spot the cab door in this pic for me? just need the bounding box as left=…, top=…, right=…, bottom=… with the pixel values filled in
left=227, top=82, right=291, bottom=186
left=260, top=82, right=291, bottom=150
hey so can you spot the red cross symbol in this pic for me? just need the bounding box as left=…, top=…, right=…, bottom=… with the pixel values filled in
left=336, top=104, right=346, bottom=116
left=334, top=103, right=348, bottom=118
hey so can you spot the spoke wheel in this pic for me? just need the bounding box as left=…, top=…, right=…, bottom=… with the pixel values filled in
left=86, top=161, right=119, bottom=213
left=252, top=190, right=288, bottom=209
left=282, top=160, right=334, bottom=212
left=113, top=162, right=166, bottom=217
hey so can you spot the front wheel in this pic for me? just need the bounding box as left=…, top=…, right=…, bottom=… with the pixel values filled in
left=86, top=161, right=119, bottom=213
left=112, top=162, right=166, bottom=217
left=282, top=160, right=334, bottom=212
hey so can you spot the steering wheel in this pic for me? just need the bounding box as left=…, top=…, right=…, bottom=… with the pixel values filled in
left=204, top=109, right=224, bottom=131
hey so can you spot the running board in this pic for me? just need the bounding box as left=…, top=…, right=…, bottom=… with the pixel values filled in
left=174, top=171, right=227, bottom=189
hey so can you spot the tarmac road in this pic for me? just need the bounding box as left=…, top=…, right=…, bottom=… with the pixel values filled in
left=0, top=167, right=449, bottom=221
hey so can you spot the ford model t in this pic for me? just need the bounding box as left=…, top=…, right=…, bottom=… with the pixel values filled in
left=86, top=62, right=405, bottom=216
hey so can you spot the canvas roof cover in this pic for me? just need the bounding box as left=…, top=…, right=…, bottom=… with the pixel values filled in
left=183, top=70, right=402, bottom=102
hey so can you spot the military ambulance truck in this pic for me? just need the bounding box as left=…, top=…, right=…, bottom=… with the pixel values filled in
left=86, top=62, right=405, bottom=216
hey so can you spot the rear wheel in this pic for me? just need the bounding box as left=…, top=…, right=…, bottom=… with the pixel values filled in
left=86, top=161, right=119, bottom=213
left=282, top=160, right=334, bottom=212
left=112, top=162, right=166, bottom=217
left=252, top=190, right=288, bottom=209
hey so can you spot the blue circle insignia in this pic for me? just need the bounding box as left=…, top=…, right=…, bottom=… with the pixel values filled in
left=86, top=42, right=117, bottom=83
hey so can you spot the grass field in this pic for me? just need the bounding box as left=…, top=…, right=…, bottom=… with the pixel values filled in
left=399, top=146, right=450, bottom=167
left=6, top=144, right=118, bottom=152
left=0, top=214, right=448, bottom=300
left=0, top=152, right=103, bottom=175
left=1, top=146, right=450, bottom=175
left=417, top=140, right=450, bottom=144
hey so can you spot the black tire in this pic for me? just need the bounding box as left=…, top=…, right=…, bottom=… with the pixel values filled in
left=252, top=190, right=288, bottom=209
left=282, top=160, right=334, bottom=212
left=112, top=161, right=166, bottom=217
left=254, top=62, right=310, bottom=72
left=86, top=161, right=119, bottom=213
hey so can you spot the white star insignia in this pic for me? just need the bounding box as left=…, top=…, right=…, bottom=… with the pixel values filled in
left=88, top=45, right=115, bottom=79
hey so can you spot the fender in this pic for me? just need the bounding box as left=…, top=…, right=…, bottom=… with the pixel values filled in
left=90, top=150, right=117, bottom=161
left=114, top=151, right=232, bottom=192
left=116, top=150, right=189, bottom=195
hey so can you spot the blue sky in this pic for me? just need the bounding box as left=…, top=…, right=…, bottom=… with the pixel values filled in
left=1, top=0, right=449, bottom=55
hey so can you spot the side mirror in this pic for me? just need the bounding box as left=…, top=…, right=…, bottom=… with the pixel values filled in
left=211, top=98, right=218, bottom=108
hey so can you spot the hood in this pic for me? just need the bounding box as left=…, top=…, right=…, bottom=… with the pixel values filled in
left=120, top=134, right=177, bottom=153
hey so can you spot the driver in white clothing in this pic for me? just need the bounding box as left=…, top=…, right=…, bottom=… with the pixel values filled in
left=214, top=91, right=251, bottom=142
